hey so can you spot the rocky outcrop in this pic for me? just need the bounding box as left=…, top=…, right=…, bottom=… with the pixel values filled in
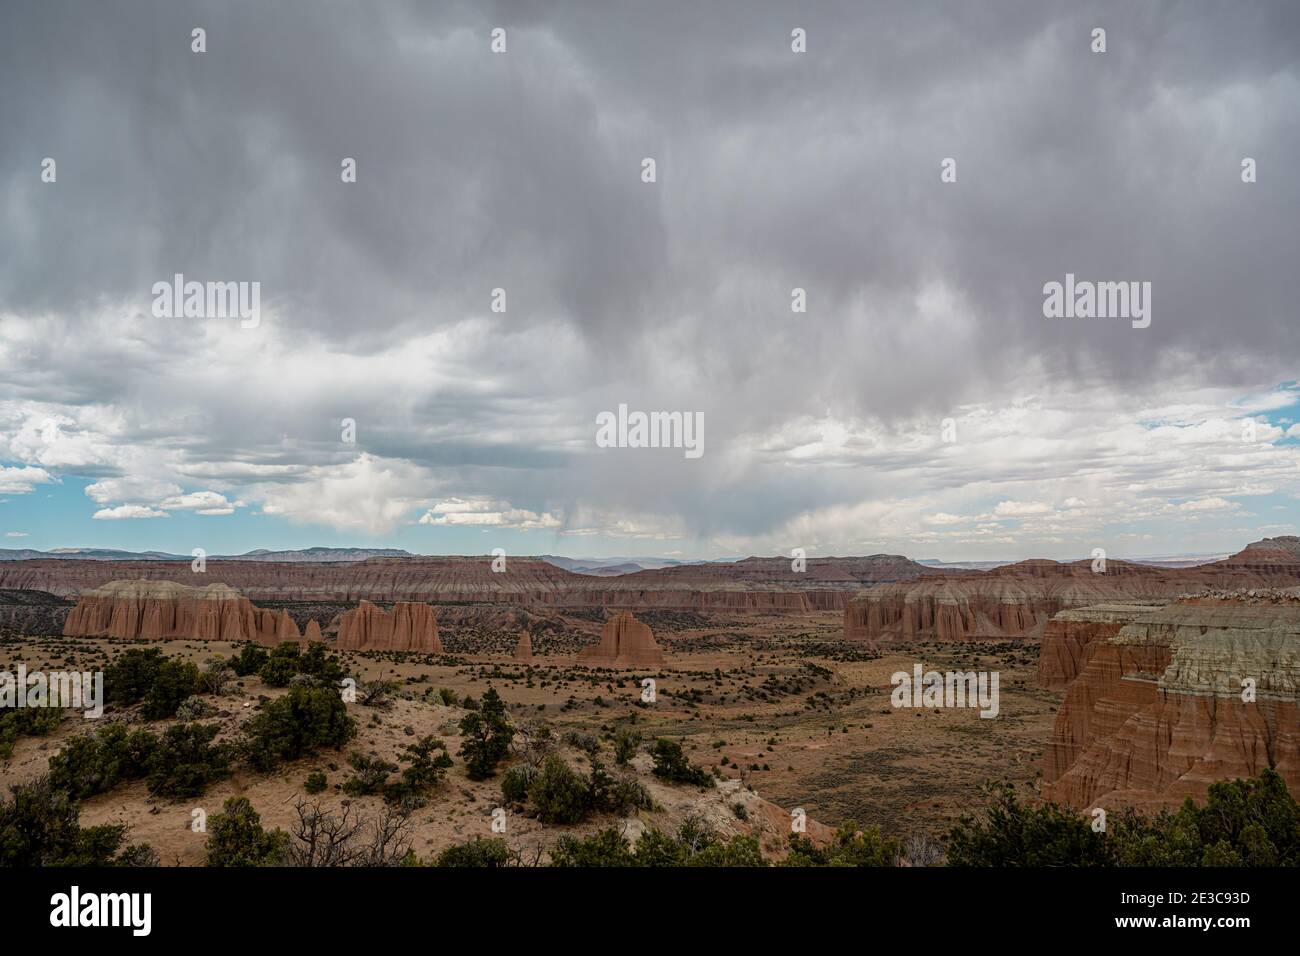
left=334, top=600, right=443, bottom=652
left=17, top=539, right=1300, bottom=619
left=1037, top=603, right=1164, bottom=689
left=62, top=579, right=296, bottom=644
left=514, top=630, right=533, bottom=660
left=577, top=611, right=665, bottom=667
left=845, top=560, right=1201, bottom=643
left=1042, top=596, right=1300, bottom=810
left=303, top=618, right=323, bottom=642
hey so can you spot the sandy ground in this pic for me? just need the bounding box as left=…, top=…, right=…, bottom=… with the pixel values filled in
left=0, top=612, right=1058, bottom=863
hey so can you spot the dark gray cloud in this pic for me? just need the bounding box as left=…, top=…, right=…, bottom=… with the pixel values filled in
left=1, top=1, right=1298, bottom=554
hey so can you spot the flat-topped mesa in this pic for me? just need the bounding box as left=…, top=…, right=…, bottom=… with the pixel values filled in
left=335, top=600, right=443, bottom=652
left=1037, top=602, right=1167, bottom=689
left=514, top=630, right=534, bottom=661
left=844, top=560, right=1185, bottom=644
left=577, top=611, right=665, bottom=667
left=1042, top=596, right=1300, bottom=811
left=62, top=579, right=296, bottom=644
left=0, top=553, right=930, bottom=610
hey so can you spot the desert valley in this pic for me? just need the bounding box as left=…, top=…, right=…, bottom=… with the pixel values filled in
left=2, top=538, right=1297, bottom=867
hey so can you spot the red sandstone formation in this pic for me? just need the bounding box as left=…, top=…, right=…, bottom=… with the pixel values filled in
left=62, top=579, right=297, bottom=644
left=334, top=600, right=443, bottom=652
left=841, top=549, right=1300, bottom=644
left=514, top=630, right=533, bottom=661
left=577, top=611, right=665, bottom=667
left=1041, top=596, right=1300, bottom=810
left=0, top=553, right=928, bottom=611
left=20, top=540, right=1300, bottom=624
left=303, top=618, right=323, bottom=642
left=1037, top=603, right=1164, bottom=689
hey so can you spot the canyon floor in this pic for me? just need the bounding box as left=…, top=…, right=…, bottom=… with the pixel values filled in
left=0, top=607, right=1057, bottom=863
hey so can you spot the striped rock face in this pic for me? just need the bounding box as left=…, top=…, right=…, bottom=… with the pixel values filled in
left=576, top=611, right=664, bottom=667
left=62, top=578, right=297, bottom=645
left=334, top=600, right=443, bottom=653
left=1042, top=596, right=1300, bottom=811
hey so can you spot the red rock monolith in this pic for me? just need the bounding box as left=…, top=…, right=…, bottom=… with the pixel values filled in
left=334, top=600, right=443, bottom=652
left=577, top=611, right=664, bottom=667
left=62, top=579, right=290, bottom=643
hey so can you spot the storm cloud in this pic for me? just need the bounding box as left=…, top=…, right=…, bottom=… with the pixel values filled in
left=1, top=1, right=1298, bottom=558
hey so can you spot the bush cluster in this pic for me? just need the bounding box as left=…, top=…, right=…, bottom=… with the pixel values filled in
left=514, top=753, right=652, bottom=825
left=105, top=648, right=202, bottom=720
left=947, top=769, right=1300, bottom=867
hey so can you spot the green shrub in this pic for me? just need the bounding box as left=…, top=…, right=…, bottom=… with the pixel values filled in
left=205, top=797, right=287, bottom=867
left=630, top=827, right=687, bottom=867
left=1109, top=769, right=1299, bottom=867
left=145, top=723, right=232, bottom=798
left=0, top=777, right=148, bottom=867
left=688, top=834, right=766, bottom=867
left=105, top=648, right=166, bottom=706
left=104, top=646, right=204, bottom=717
left=500, top=764, right=535, bottom=805
left=435, top=837, right=510, bottom=868
left=297, top=642, right=345, bottom=684
left=141, top=658, right=202, bottom=720
left=549, top=827, right=635, bottom=867
left=258, top=643, right=302, bottom=688
left=242, top=685, right=355, bottom=771
left=304, top=771, right=328, bottom=794
left=48, top=721, right=230, bottom=800
left=784, top=821, right=899, bottom=867
left=176, top=695, right=216, bottom=721
left=945, top=770, right=1300, bottom=867
left=230, top=643, right=269, bottom=677
left=947, top=782, right=1117, bottom=867
left=528, top=754, right=590, bottom=825
left=387, top=736, right=453, bottom=808
left=48, top=723, right=158, bottom=800
left=586, top=759, right=651, bottom=816
left=650, top=738, right=711, bottom=786
left=457, top=687, right=514, bottom=780
left=613, top=727, right=642, bottom=765
left=621, top=819, right=766, bottom=867
left=342, top=752, right=398, bottom=797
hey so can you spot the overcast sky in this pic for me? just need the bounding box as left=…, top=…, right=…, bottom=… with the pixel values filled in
left=1, top=0, right=1298, bottom=561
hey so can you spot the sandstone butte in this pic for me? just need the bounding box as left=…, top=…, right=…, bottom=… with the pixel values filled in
left=1041, top=593, right=1300, bottom=811
left=842, top=540, right=1300, bottom=644
left=62, top=579, right=298, bottom=645
left=576, top=611, right=665, bottom=667
left=514, top=630, right=533, bottom=661
left=334, top=600, right=443, bottom=653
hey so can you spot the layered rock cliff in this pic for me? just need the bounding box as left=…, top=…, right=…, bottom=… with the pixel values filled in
left=1037, top=603, right=1165, bottom=689
left=334, top=600, right=443, bottom=652
left=844, top=558, right=1238, bottom=643
left=62, top=579, right=298, bottom=644
left=1041, top=596, right=1300, bottom=810
left=576, top=611, right=665, bottom=667
left=0, top=554, right=926, bottom=611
